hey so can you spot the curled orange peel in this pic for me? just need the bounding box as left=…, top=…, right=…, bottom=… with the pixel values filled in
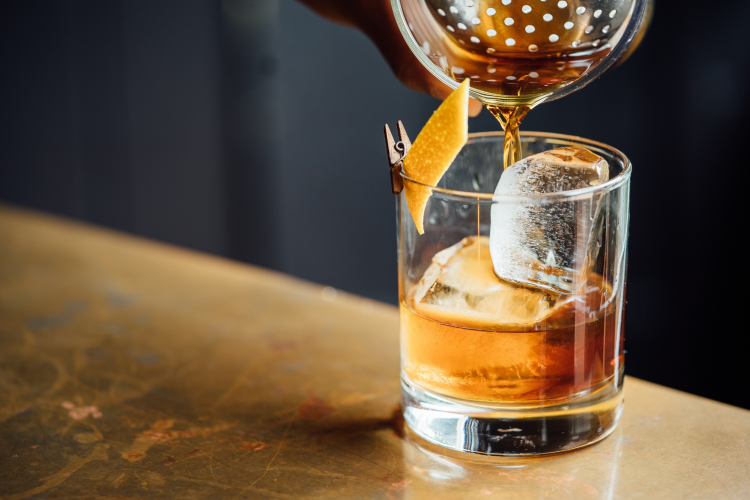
left=402, top=79, right=470, bottom=234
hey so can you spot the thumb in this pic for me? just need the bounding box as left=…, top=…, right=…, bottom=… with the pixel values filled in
left=468, top=98, right=483, bottom=117
left=428, top=79, right=483, bottom=117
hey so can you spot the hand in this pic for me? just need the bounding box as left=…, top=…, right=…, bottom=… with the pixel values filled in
left=296, top=0, right=483, bottom=117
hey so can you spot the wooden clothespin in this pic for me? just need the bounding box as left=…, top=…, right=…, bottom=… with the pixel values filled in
left=383, top=121, right=411, bottom=195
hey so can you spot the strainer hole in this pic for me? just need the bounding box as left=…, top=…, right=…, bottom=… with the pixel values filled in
left=487, top=29, right=497, bottom=36
left=525, top=25, right=535, bottom=33
left=543, top=13, right=553, bottom=21
left=504, top=17, right=515, bottom=26
left=528, top=44, right=538, bottom=51
left=486, top=7, right=496, bottom=15
left=576, top=6, right=586, bottom=14
left=522, top=5, right=532, bottom=13
left=564, top=21, right=574, bottom=29
left=593, top=9, right=602, bottom=18
left=505, top=38, right=516, bottom=46
left=549, top=33, right=559, bottom=42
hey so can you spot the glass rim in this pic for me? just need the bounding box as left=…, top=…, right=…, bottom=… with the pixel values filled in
left=400, top=131, right=632, bottom=202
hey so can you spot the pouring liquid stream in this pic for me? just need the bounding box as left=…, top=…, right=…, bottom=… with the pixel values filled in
left=458, top=55, right=606, bottom=169
left=465, top=53, right=606, bottom=169
left=486, top=105, right=531, bottom=169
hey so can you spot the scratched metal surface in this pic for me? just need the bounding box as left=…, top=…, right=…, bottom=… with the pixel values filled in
left=0, top=204, right=749, bottom=500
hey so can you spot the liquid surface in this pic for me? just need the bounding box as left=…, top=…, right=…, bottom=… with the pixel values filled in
left=401, top=236, right=623, bottom=404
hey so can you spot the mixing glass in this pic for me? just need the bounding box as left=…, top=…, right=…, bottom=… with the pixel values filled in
left=392, top=0, right=652, bottom=165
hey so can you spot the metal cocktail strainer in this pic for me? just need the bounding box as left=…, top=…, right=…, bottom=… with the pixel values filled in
left=428, top=0, right=633, bottom=55
left=392, top=0, right=652, bottom=108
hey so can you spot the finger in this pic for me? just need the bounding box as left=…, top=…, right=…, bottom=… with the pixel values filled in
left=426, top=79, right=483, bottom=117
left=361, top=4, right=454, bottom=98
left=468, top=98, right=483, bottom=117
left=359, top=0, right=482, bottom=118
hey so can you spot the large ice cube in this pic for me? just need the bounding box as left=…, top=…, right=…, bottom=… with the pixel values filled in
left=490, top=147, right=609, bottom=294
left=412, top=236, right=556, bottom=328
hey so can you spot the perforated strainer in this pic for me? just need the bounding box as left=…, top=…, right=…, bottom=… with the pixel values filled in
left=392, top=0, right=651, bottom=107
left=429, top=0, right=633, bottom=53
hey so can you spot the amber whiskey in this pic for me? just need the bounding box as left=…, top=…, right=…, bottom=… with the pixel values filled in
left=400, top=236, right=623, bottom=405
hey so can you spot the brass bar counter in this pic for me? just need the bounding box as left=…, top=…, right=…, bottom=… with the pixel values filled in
left=1, top=204, right=748, bottom=499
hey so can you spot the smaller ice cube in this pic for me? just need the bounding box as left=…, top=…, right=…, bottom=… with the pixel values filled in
left=412, top=236, right=555, bottom=328
left=490, top=147, right=609, bottom=294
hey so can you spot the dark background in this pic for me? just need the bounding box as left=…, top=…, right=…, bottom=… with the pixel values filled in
left=2, top=1, right=749, bottom=409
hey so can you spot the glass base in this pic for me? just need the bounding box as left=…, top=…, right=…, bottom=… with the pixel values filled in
left=402, top=374, right=624, bottom=456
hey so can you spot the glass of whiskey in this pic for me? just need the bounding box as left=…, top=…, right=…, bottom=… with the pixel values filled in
left=398, top=131, right=630, bottom=456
